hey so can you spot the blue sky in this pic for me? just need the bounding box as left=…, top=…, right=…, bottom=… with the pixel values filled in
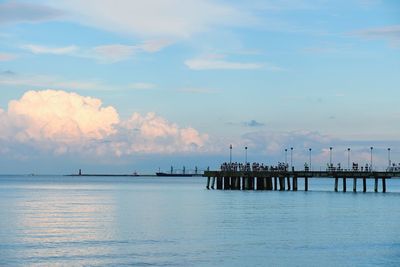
left=0, top=0, right=399, bottom=174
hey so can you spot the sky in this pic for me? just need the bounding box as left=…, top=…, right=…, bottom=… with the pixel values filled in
left=0, top=0, right=399, bottom=174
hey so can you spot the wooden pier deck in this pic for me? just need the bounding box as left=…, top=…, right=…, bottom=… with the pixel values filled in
left=204, top=170, right=400, bottom=192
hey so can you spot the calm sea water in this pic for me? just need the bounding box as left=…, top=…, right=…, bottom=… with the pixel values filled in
left=0, top=175, right=399, bottom=266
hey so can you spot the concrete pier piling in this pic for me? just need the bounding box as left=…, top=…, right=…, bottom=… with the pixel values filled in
left=224, top=176, right=230, bottom=190
left=304, top=177, right=308, bottom=191
left=235, top=177, right=240, bottom=189
left=266, top=177, right=273, bottom=190
left=363, top=178, right=367, bottom=192
left=216, top=176, right=223, bottom=190
left=257, top=177, right=264, bottom=190
left=279, top=176, right=285, bottom=191
left=293, top=176, right=298, bottom=191
left=250, top=177, right=255, bottom=190
left=243, top=177, right=249, bottom=190
left=343, top=178, right=347, bottom=192
left=261, top=177, right=267, bottom=190
left=382, top=178, right=386, bottom=193
left=205, top=170, right=397, bottom=193
left=334, top=177, right=338, bottom=192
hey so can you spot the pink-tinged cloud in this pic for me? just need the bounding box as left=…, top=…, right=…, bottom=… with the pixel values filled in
left=117, top=112, right=208, bottom=154
left=0, top=52, right=16, bottom=61
left=0, top=89, right=208, bottom=157
left=7, top=90, right=119, bottom=142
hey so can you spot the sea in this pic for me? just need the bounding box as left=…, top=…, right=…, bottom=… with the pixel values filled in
left=0, top=175, right=399, bottom=266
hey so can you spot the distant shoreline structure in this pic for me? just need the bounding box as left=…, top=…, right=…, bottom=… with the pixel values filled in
left=65, top=173, right=203, bottom=177
left=155, top=172, right=194, bottom=177
left=65, top=168, right=203, bottom=177
left=65, top=174, right=140, bottom=177
left=65, top=168, right=140, bottom=177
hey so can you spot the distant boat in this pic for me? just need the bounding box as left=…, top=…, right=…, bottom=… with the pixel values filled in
left=156, top=172, right=193, bottom=177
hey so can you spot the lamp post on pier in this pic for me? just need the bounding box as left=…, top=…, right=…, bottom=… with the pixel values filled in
left=229, top=144, right=232, bottom=166
left=290, top=147, right=293, bottom=171
left=245, top=146, right=248, bottom=165
left=329, top=147, right=333, bottom=166
left=285, top=149, right=288, bottom=166
left=347, top=148, right=351, bottom=170
left=309, top=148, right=312, bottom=171
left=388, top=148, right=391, bottom=168
left=370, top=147, right=373, bottom=170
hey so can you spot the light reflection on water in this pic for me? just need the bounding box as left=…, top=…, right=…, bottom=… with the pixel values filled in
left=0, top=176, right=400, bottom=266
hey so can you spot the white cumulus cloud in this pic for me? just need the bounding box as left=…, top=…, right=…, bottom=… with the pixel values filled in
left=114, top=112, right=208, bottom=155
left=0, top=89, right=208, bottom=157
left=7, top=90, right=119, bottom=142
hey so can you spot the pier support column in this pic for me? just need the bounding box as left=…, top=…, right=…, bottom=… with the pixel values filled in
left=243, top=177, right=249, bottom=190
left=257, top=177, right=264, bottom=190
left=216, top=177, right=223, bottom=190
left=343, top=178, right=347, bottom=192
left=206, top=176, right=211, bottom=189
left=266, top=177, right=273, bottom=190
left=304, top=177, right=308, bottom=191
left=235, top=177, right=240, bottom=190
left=374, top=177, right=378, bottom=193
left=211, top=177, right=215, bottom=189
left=334, top=177, right=338, bottom=192
left=287, top=177, right=291, bottom=191
left=382, top=178, right=386, bottom=193
left=224, top=176, right=231, bottom=190
left=230, top=177, right=235, bottom=190
left=279, top=176, right=285, bottom=191
left=353, top=178, right=357, bottom=192
left=274, top=177, right=278, bottom=191
left=293, top=176, right=298, bottom=191
left=363, top=178, right=367, bottom=192
left=249, top=177, right=255, bottom=190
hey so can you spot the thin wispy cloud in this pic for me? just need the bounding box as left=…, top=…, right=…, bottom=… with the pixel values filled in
left=138, top=39, right=174, bottom=52
left=51, top=0, right=254, bottom=38
left=0, top=70, right=16, bottom=75
left=185, top=54, right=265, bottom=70
left=352, top=25, right=400, bottom=47
left=0, top=1, right=63, bottom=25
left=21, top=44, right=78, bottom=55
left=20, top=40, right=172, bottom=63
left=0, top=72, right=156, bottom=92
left=0, top=73, right=104, bottom=91
left=177, top=87, right=217, bottom=94
left=92, top=44, right=136, bottom=62
left=243, top=120, right=265, bottom=127
left=128, top=83, right=156, bottom=90
left=0, top=52, right=17, bottom=61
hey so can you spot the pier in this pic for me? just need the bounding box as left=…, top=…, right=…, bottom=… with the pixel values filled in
left=204, top=170, right=399, bottom=193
